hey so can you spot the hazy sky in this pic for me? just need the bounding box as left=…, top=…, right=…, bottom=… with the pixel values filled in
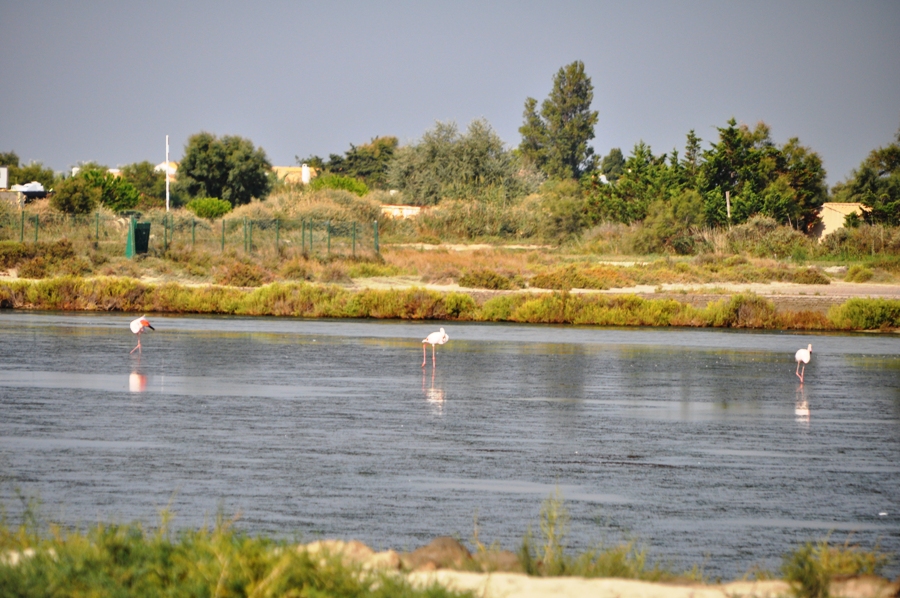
left=2, top=1, right=898, bottom=185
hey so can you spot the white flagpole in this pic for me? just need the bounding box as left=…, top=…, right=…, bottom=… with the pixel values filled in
left=165, top=135, right=170, bottom=212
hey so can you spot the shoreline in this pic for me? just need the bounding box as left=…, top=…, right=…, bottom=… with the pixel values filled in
left=1, top=275, right=899, bottom=331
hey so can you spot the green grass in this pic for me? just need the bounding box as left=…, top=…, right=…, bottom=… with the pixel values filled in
left=781, top=538, right=891, bottom=598
left=0, top=511, right=470, bottom=598
left=2, top=277, right=898, bottom=330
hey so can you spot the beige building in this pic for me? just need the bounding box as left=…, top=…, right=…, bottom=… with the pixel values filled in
left=272, top=164, right=317, bottom=185
left=380, top=204, right=424, bottom=219
left=811, top=202, right=867, bottom=242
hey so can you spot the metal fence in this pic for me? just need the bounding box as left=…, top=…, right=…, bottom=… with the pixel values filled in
left=0, top=211, right=381, bottom=258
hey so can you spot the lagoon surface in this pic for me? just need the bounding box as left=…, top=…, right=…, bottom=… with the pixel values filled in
left=1, top=312, right=898, bottom=579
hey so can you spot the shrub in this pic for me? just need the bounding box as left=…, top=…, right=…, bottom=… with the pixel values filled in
left=309, top=174, right=369, bottom=197
left=320, top=263, right=351, bottom=283
left=186, top=197, right=233, bottom=220
left=458, top=268, right=512, bottom=290
left=632, top=190, right=705, bottom=255
left=0, top=241, right=29, bottom=269
left=280, top=259, right=313, bottom=281
left=214, top=261, right=271, bottom=287
left=17, top=257, right=47, bottom=279
left=791, top=267, right=830, bottom=285
left=828, top=298, right=900, bottom=330
left=50, top=176, right=101, bottom=214
left=844, top=264, right=874, bottom=283
left=782, top=539, right=889, bottom=598
left=81, top=168, right=140, bottom=212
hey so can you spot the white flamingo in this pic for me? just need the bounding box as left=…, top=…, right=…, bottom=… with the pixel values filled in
left=422, top=327, right=449, bottom=367
left=795, top=343, right=812, bottom=383
left=129, top=316, right=155, bottom=354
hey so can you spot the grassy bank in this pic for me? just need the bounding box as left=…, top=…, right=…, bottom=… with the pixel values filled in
left=1, top=494, right=891, bottom=597
left=1, top=276, right=899, bottom=330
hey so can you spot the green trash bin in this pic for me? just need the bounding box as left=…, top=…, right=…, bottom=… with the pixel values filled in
left=126, top=218, right=151, bottom=258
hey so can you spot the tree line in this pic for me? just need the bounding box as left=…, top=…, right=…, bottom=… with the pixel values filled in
left=2, top=60, right=898, bottom=233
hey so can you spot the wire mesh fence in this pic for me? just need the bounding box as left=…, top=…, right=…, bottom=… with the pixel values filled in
left=0, top=211, right=382, bottom=258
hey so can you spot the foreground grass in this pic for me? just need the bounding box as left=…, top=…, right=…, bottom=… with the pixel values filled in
left=1, top=276, right=899, bottom=330
left=1, top=494, right=891, bottom=597
left=0, top=516, right=469, bottom=598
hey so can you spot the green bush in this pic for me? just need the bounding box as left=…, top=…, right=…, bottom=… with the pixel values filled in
left=81, top=169, right=140, bottom=212
left=458, top=268, right=512, bottom=290
left=310, top=174, right=369, bottom=197
left=828, top=298, right=900, bottom=329
left=844, top=264, right=874, bottom=283
left=16, top=257, right=48, bottom=279
left=50, top=176, right=101, bottom=214
left=186, top=197, right=233, bottom=219
left=214, top=261, right=271, bottom=287
left=781, top=539, right=889, bottom=598
left=791, top=267, right=830, bottom=285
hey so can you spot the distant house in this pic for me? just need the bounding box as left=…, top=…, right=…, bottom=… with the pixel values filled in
left=154, top=161, right=178, bottom=182
left=380, top=204, right=424, bottom=219
left=811, top=202, right=868, bottom=242
left=272, top=164, right=317, bottom=185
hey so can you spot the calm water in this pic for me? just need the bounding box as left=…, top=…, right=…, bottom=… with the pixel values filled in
left=1, top=312, right=898, bottom=579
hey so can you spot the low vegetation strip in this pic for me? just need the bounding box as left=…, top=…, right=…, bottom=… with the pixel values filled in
left=1, top=277, right=899, bottom=331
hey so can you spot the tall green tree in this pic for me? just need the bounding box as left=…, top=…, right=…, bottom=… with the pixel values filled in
left=518, top=60, right=599, bottom=180
left=77, top=165, right=140, bottom=212
left=304, top=136, right=398, bottom=188
left=832, top=128, right=900, bottom=225
left=121, top=161, right=167, bottom=205
left=388, top=119, right=528, bottom=205
left=177, top=132, right=272, bottom=206
left=697, top=119, right=826, bottom=229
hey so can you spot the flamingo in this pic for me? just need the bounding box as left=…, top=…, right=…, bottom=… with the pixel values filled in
left=422, top=327, right=449, bottom=367
left=129, top=316, right=155, bottom=354
left=795, top=343, right=812, bottom=383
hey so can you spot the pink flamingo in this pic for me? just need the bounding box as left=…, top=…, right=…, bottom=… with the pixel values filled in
left=422, top=327, right=449, bottom=367
left=130, top=316, right=155, bottom=354
left=795, top=344, right=812, bottom=383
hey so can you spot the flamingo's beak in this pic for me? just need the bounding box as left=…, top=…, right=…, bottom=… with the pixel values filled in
left=146, top=323, right=155, bottom=330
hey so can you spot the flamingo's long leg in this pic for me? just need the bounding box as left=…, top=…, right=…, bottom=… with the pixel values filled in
left=422, top=344, right=427, bottom=367
left=432, top=343, right=436, bottom=366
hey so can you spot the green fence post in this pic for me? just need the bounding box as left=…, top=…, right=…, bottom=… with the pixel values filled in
left=126, top=216, right=135, bottom=258
left=352, top=222, right=356, bottom=256
left=248, top=219, right=253, bottom=254
left=95, top=211, right=100, bottom=243
left=191, top=218, right=196, bottom=247
left=374, top=220, right=379, bottom=254
left=34, top=215, right=39, bottom=243
left=221, top=219, right=226, bottom=252
left=327, top=220, right=331, bottom=255
left=20, top=210, right=25, bottom=243
left=309, top=221, right=313, bottom=254
left=300, top=220, right=305, bottom=253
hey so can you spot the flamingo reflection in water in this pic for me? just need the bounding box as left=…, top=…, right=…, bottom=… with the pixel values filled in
left=795, top=387, right=810, bottom=425
left=423, top=368, right=445, bottom=414
left=129, top=370, right=147, bottom=393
